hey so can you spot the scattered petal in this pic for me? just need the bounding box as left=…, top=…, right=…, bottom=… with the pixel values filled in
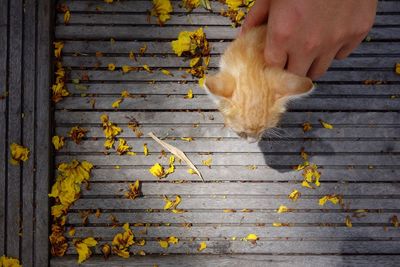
left=319, top=119, right=334, bottom=129
left=143, top=143, right=149, bottom=156
left=150, top=0, right=173, bottom=25
left=184, top=88, right=194, bottom=99
left=74, top=237, right=97, bottom=264
left=345, top=216, right=352, bottom=228
left=277, top=205, right=289, bottom=213
left=390, top=215, right=399, bottom=228
left=0, top=255, right=22, bottom=267
left=69, top=126, right=87, bottom=144
left=288, top=190, right=301, bottom=202
left=10, top=143, right=30, bottom=165
left=108, top=63, right=116, bottom=71
left=302, top=122, right=312, bottom=132
left=161, top=69, right=173, bottom=76
left=198, top=241, right=207, bottom=251
left=52, top=136, right=65, bottom=150
left=125, top=180, right=141, bottom=200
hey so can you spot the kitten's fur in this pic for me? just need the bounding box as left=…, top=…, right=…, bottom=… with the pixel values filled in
left=204, top=25, right=314, bottom=142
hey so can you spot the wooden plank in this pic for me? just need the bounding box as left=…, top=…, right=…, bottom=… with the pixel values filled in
left=54, top=111, right=400, bottom=125
left=35, top=0, right=52, bottom=266
left=50, top=255, right=400, bottom=267
left=67, top=211, right=400, bottom=225
left=55, top=125, right=400, bottom=139
left=80, top=182, right=400, bottom=197
left=0, top=0, right=8, bottom=257
left=58, top=139, right=400, bottom=153
left=64, top=83, right=400, bottom=96
left=55, top=154, right=400, bottom=167
left=21, top=0, right=36, bottom=264
left=63, top=240, right=400, bottom=254
left=61, top=41, right=400, bottom=55
left=56, top=95, right=400, bottom=111
left=62, top=55, right=400, bottom=69
left=7, top=0, right=23, bottom=257
left=82, top=167, right=400, bottom=182
left=69, top=226, right=400, bottom=240
left=66, top=69, right=400, bottom=82
left=60, top=0, right=400, bottom=13
left=55, top=26, right=400, bottom=41
left=56, top=13, right=400, bottom=26
left=71, top=197, right=400, bottom=210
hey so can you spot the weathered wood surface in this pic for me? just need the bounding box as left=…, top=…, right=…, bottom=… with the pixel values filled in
left=51, top=255, right=400, bottom=267
left=50, top=0, right=400, bottom=266
left=0, top=0, right=52, bottom=266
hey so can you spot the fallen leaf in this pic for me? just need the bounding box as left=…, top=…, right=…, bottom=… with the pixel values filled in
left=184, top=88, right=194, bottom=99
left=10, top=143, right=30, bottom=165
left=288, top=190, right=301, bottom=201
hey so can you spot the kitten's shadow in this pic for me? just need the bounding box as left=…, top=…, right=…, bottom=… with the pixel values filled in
left=257, top=125, right=336, bottom=174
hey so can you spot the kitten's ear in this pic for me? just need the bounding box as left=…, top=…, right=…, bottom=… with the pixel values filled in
left=204, top=72, right=235, bottom=98
left=275, top=71, right=314, bottom=98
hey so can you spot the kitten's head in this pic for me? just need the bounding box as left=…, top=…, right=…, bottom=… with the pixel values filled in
left=204, top=67, right=313, bottom=142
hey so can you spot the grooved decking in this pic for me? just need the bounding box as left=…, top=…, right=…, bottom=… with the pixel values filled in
left=1, top=0, right=400, bottom=266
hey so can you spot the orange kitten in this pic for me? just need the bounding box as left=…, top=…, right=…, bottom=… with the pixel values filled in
left=204, top=25, right=314, bottom=142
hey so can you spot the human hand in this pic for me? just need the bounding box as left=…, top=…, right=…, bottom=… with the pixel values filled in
left=241, top=0, right=378, bottom=79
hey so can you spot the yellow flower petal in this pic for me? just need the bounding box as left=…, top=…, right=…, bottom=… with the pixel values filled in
left=149, top=163, right=165, bottom=178
left=74, top=237, right=97, bottom=264
left=108, top=63, right=116, bottom=71
left=143, top=143, right=149, bottom=156
left=64, top=10, right=71, bottom=25
left=345, top=216, right=352, bottom=228
left=0, top=255, right=22, bottom=267
left=161, top=69, right=173, bottom=76
left=184, top=88, right=193, bottom=99
left=52, top=136, right=65, bottom=150
left=198, top=241, right=207, bottom=251
left=168, top=236, right=179, bottom=244
left=245, top=233, right=258, bottom=241
left=288, top=190, right=301, bottom=201
left=319, top=119, right=334, bottom=129
left=142, top=64, right=152, bottom=73
left=202, top=157, right=212, bottom=167
left=10, top=143, right=30, bottom=165
left=159, top=240, right=169, bottom=248
left=150, top=0, right=173, bottom=25
left=277, top=205, right=289, bottom=213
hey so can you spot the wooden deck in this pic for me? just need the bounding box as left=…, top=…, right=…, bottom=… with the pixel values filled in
left=1, top=0, right=400, bottom=266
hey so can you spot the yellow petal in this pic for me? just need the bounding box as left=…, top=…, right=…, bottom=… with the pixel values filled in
left=64, top=10, right=71, bottom=24
left=112, top=98, right=123, bottom=108
left=143, top=143, right=149, bottom=156
left=142, top=64, right=152, bottom=73
left=184, top=88, right=193, bottom=99
left=0, top=255, right=22, bottom=267
left=149, top=163, right=165, bottom=178
left=158, top=240, right=169, bottom=248
left=10, top=143, right=30, bottom=165
left=245, top=233, right=258, bottom=241
left=202, top=157, right=212, bottom=167
left=345, top=216, right=352, bottom=228
left=52, top=136, right=65, bottom=150
left=319, top=119, right=334, bottom=129
left=288, top=190, right=301, bottom=201
left=198, top=241, right=207, bottom=251
left=167, top=236, right=179, bottom=244
left=277, top=205, right=289, bottom=213
left=108, top=63, right=116, bottom=71
left=161, top=69, right=173, bottom=76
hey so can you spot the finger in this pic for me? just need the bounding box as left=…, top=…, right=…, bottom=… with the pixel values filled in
left=335, top=37, right=365, bottom=59
left=286, top=52, right=316, bottom=77
left=264, top=31, right=288, bottom=69
left=240, top=0, right=270, bottom=35
left=307, top=52, right=338, bottom=80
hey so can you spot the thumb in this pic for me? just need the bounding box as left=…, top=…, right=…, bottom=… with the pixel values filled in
left=240, top=0, right=271, bottom=35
